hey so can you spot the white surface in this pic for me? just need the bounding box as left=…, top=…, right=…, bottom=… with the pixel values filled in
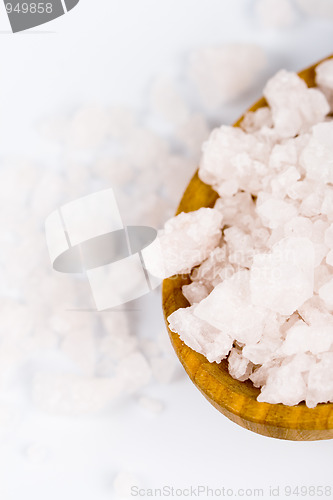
left=0, top=1, right=333, bottom=499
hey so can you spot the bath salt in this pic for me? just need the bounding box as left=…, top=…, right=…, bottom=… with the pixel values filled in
left=168, top=305, right=233, bottom=363
left=250, top=237, right=315, bottom=316
left=164, top=65, right=333, bottom=408
left=182, top=281, right=210, bottom=305
left=300, top=122, right=333, bottom=183
left=142, top=208, right=223, bottom=279
left=263, top=70, right=329, bottom=138
left=32, top=373, right=120, bottom=415
left=306, top=353, right=333, bottom=407
left=194, top=270, right=269, bottom=345
left=228, top=348, right=253, bottom=382
left=199, top=125, right=271, bottom=194
left=188, top=44, right=266, bottom=108
left=257, top=354, right=314, bottom=406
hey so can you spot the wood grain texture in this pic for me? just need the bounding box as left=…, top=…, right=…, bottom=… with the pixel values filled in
left=162, top=54, right=333, bottom=441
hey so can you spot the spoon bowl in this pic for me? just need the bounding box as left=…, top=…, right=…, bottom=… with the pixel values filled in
left=162, top=54, right=333, bottom=441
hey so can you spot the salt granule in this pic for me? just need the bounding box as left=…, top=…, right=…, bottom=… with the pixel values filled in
left=168, top=305, right=233, bottom=363
left=142, top=208, right=223, bottom=279
left=32, top=373, right=120, bottom=415
left=263, top=70, right=329, bottom=138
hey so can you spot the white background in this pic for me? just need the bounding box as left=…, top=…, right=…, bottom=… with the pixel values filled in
left=0, top=1, right=333, bottom=499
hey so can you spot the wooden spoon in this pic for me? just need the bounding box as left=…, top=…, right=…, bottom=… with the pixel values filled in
left=162, top=54, right=333, bottom=441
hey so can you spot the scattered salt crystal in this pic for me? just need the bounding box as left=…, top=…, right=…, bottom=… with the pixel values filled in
left=138, top=396, right=164, bottom=414
left=150, top=356, right=179, bottom=384
left=32, top=373, right=120, bottom=415
left=116, top=352, right=151, bottom=394
left=254, top=0, right=296, bottom=29
left=188, top=44, right=266, bottom=108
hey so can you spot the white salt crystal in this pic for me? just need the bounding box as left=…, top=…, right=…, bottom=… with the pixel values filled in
left=150, top=356, right=179, bottom=384
left=319, top=277, right=333, bottom=309
left=182, top=281, right=210, bottom=305
left=191, top=246, right=227, bottom=285
left=316, top=59, right=333, bottom=88
left=33, top=373, right=120, bottom=415
left=228, top=348, right=253, bottom=382
left=326, top=249, right=333, bottom=266
left=263, top=70, right=329, bottom=138
left=168, top=304, right=233, bottom=363
left=280, top=319, right=333, bottom=355
left=314, top=264, right=333, bottom=293
left=195, top=270, right=269, bottom=344
left=142, top=208, right=223, bottom=279
left=116, top=352, right=151, bottom=394
left=200, top=125, right=270, bottom=194
left=306, top=353, right=333, bottom=407
left=284, top=216, right=313, bottom=239
left=250, top=237, right=315, bottom=315
left=257, top=356, right=311, bottom=406
left=256, top=198, right=298, bottom=229
left=271, top=167, right=300, bottom=198
left=254, top=0, right=296, bottom=29
left=188, top=44, right=266, bottom=108
left=301, top=122, right=333, bottom=184
left=269, top=140, right=298, bottom=171
left=241, top=107, right=273, bottom=134
left=325, top=223, right=333, bottom=249
left=138, top=396, right=164, bottom=414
